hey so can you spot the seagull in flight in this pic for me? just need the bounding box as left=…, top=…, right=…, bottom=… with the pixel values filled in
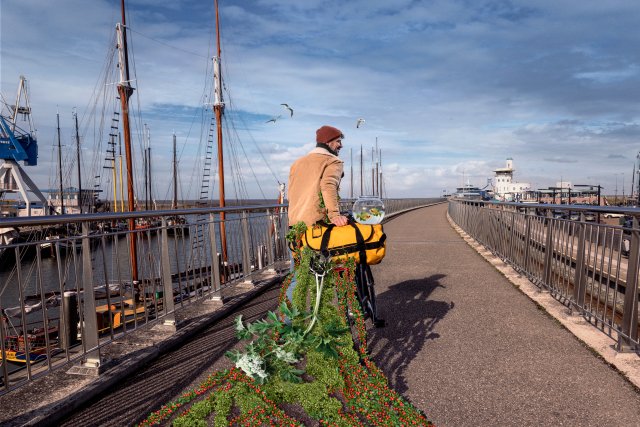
left=356, top=118, right=366, bottom=128
left=281, top=103, right=294, bottom=117
left=266, top=115, right=282, bottom=124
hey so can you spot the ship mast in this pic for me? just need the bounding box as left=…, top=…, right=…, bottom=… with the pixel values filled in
left=116, top=0, right=138, bottom=284
left=74, top=110, right=83, bottom=213
left=56, top=111, right=64, bottom=215
left=172, top=133, right=178, bottom=210
left=213, top=0, right=228, bottom=261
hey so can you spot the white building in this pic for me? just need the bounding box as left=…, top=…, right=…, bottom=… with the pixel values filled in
left=493, top=158, right=532, bottom=202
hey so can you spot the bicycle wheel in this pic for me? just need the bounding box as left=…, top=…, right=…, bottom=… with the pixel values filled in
left=355, top=264, right=385, bottom=328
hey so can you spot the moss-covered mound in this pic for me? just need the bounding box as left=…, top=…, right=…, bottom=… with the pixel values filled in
left=139, top=229, right=432, bottom=426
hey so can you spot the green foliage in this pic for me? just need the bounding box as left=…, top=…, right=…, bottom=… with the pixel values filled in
left=317, top=191, right=341, bottom=224
left=172, top=398, right=213, bottom=427
left=226, top=301, right=313, bottom=384
left=213, top=392, right=232, bottom=427
left=139, top=241, right=433, bottom=427
left=285, top=221, right=307, bottom=245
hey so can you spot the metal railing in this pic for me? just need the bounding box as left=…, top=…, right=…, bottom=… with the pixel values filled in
left=448, top=199, right=639, bottom=353
left=0, top=204, right=290, bottom=394
left=0, top=197, right=443, bottom=393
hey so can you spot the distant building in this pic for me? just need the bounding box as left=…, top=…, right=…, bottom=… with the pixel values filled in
left=37, top=187, right=103, bottom=215
left=537, top=183, right=600, bottom=205
left=492, top=158, right=532, bottom=202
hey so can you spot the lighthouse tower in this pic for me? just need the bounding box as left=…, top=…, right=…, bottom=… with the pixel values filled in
left=492, top=158, right=530, bottom=201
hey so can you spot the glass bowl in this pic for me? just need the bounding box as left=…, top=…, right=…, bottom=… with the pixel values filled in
left=352, top=196, right=385, bottom=224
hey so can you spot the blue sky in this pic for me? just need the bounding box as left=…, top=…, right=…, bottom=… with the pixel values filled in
left=2, top=0, right=640, bottom=201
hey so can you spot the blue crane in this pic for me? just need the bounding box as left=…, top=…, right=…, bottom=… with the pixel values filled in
left=0, top=76, right=48, bottom=215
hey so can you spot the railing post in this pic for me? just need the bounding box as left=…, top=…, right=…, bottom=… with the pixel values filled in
left=160, top=218, right=176, bottom=328
left=523, top=215, right=532, bottom=274
left=0, top=304, right=8, bottom=387
left=572, top=221, right=587, bottom=311
left=542, top=213, right=554, bottom=287
left=208, top=213, right=223, bottom=301
left=508, top=210, right=516, bottom=260
left=266, top=209, right=275, bottom=270
left=80, top=221, right=100, bottom=370
left=241, top=211, right=253, bottom=284
left=618, top=217, right=640, bottom=351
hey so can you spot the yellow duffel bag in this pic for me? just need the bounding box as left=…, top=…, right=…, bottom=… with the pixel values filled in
left=300, top=220, right=386, bottom=265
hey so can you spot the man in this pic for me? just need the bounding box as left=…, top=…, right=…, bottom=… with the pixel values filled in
left=288, top=125, right=348, bottom=227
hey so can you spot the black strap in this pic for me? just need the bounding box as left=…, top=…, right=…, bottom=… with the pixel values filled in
left=319, top=223, right=335, bottom=258
left=349, top=221, right=368, bottom=265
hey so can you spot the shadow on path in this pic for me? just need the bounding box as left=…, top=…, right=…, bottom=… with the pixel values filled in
left=369, top=274, right=453, bottom=394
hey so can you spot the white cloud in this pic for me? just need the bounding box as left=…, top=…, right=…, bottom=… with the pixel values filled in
left=2, top=0, right=640, bottom=201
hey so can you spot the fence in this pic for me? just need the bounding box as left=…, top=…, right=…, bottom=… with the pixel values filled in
left=0, top=204, right=290, bottom=393
left=0, top=198, right=442, bottom=394
left=448, top=199, right=639, bottom=353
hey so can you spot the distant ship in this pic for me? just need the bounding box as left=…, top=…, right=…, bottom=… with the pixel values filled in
left=452, top=184, right=489, bottom=200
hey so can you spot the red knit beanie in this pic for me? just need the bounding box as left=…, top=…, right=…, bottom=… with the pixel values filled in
left=316, top=125, right=344, bottom=144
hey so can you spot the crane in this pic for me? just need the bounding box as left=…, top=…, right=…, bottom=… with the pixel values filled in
left=0, top=76, right=49, bottom=216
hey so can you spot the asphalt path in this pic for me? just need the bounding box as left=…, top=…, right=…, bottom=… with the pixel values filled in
left=367, top=203, right=640, bottom=426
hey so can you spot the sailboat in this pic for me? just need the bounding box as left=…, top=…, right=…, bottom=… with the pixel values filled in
left=0, top=324, right=60, bottom=364
left=167, top=132, right=188, bottom=236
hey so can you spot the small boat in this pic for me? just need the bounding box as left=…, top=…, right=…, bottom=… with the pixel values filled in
left=167, top=215, right=189, bottom=236
left=97, top=221, right=127, bottom=235
left=0, top=325, right=59, bottom=364
left=95, top=299, right=146, bottom=333
left=135, top=218, right=160, bottom=231
left=92, top=282, right=133, bottom=300
left=2, top=293, right=61, bottom=319
left=452, top=183, right=488, bottom=200
left=44, top=231, right=99, bottom=257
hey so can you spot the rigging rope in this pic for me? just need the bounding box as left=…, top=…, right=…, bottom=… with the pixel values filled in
left=128, top=28, right=209, bottom=59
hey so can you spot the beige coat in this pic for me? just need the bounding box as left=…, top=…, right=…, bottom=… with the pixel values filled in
left=288, top=147, right=344, bottom=226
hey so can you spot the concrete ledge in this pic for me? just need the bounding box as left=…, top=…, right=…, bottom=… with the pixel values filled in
left=447, top=213, right=640, bottom=391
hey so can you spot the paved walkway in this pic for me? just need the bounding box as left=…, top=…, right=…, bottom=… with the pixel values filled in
left=368, top=203, right=639, bottom=426
left=3, top=203, right=640, bottom=426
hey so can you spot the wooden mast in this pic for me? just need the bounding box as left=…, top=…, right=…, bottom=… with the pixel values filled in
left=213, top=0, right=228, bottom=261
left=118, top=133, right=124, bottom=212
left=116, top=0, right=138, bottom=285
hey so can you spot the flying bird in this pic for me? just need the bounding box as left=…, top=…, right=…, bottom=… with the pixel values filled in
left=266, top=115, right=282, bottom=124
left=356, top=118, right=366, bottom=128
left=281, top=103, right=294, bottom=117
